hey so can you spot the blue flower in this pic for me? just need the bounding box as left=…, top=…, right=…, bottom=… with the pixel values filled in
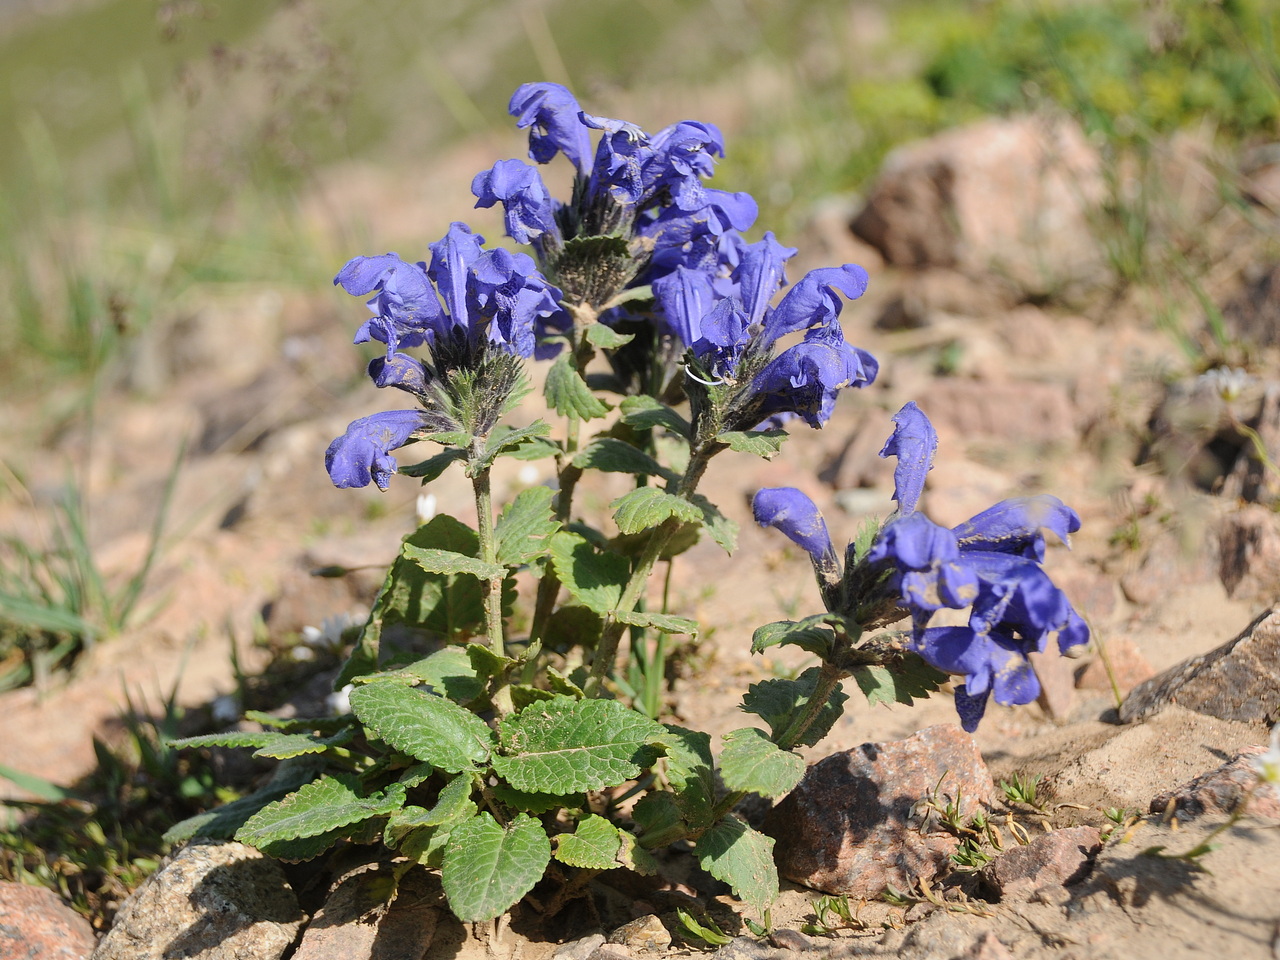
left=335, top=253, right=441, bottom=351
left=752, top=487, right=834, bottom=562
left=325, top=410, right=426, bottom=490
left=471, top=159, right=560, bottom=248
left=509, top=82, right=594, bottom=174
left=752, top=403, right=1088, bottom=732
left=869, top=403, right=1089, bottom=730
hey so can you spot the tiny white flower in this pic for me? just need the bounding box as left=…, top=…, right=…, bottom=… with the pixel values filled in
left=1197, top=365, right=1251, bottom=403
left=1255, top=721, right=1280, bottom=786
left=327, top=683, right=354, bottom=716
left=416, top=492, right=438, bottom=525
left=300, top=612, right=361, bottom=655
left=518, top=464, right=540, bottom=486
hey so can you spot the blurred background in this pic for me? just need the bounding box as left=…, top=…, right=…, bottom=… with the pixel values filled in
left=2, top=0, right=1280, bottom=923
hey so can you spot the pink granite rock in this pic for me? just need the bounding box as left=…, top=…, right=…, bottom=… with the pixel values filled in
left=1149, top=746, right=1280, bottom=821
left=0, top=882, right=96, bottom=960
left=764, top=724, right=996, bottom=897
left=981, top=826, right=1102, bottom=902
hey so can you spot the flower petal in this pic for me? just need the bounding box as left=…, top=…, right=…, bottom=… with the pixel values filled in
left=325, top=410, right=425, bottom=490
left=879, top=401, right=937, bottom=516
left=752, top=487, right=834, bottom=563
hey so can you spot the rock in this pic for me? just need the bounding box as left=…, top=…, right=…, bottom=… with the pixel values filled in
left=0, top=882, right=97, bottom=960
left=554, top=934, right=605, bottom=960
left=1118, top=529, right=1220, bottom=606
left=766, top=928, right=813, bottom=951
left=851, top=115, right=1106, bottom=297
left=765, top=724, right=996, bottom=897
left=1041, top=705, right=1263, bottom=812
left=1217, top=504, right=1280, bottom=602
left=915, top=378, right=1078, bottom=449
left=706, top=936, right=777, bottom=960
left=1149, top=746, right=1280, bottom=821
left=606, top=915, right=670, bottom=952
left=1028, top=648, right=1076, bottom=722
left=1074, top=637, right=1155, bottom=696
left=1119, top=607, right=1280, bottom=724
left=91, top=840, right=305, bottom=960
left=960, top=931, right=1017, bottom=960
left=291, top=863, right=439, bottom=960
left=586, top=945, right=634, bottom=960
left=981, top=826, right=1102, bottom=902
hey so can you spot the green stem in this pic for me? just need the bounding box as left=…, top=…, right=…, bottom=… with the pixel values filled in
left=584, top=450, right=714, bottom=698
left=471, top=460, right=510, bottom=713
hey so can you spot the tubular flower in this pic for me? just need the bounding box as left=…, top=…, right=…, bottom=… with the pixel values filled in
left=752, top=402, right=1088, bottom=733
left=327, top=223, right=567, bottom=490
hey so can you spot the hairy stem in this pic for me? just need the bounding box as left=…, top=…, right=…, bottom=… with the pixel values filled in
left=471, top=458, right=512, bottom=714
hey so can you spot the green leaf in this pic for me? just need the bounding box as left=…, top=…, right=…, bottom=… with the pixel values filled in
left=492, top=696, right=665, bottom=794
left=496, top=485, right=560, bottom=566
left=611, top=487, right=701, bottom=536
left=718, top=728, right=805, bottom=799
left=427, top=430, right=471, bottom=446
left=393, top=647, right=485, bottom=702
left=614, top=610, right=699, bottom=635
left=475, top=421, right=554, bottom=473
left=466, top=642, right=517, bottom=680
left=554, top=814, right=625, bottom=869
left=548, top=532, right=629, bottom=614
left=695, top=817, right=778, bottom=916
left=491, top=784, right=584, bottom=815
left=255, top=827, right=351, bottom=862
left=631, top=789, right=684, bottom=840
left=750, top=615, right=838, bottom=658
left=585, top=323, right=635, bottom=348
left=689, top=493, right=738, bottom=553
left=169, top=729, right=352, bottom=760
left=402, top=546, right=505, bottom=581
left=242, top=712, right=350, bottom=735
left=572, top=438, right=673, bottom=479
left=350, top=681, right=494, bottom=773
left=658, top=726, right=715, bottom=829
left=851, top=653, right=948, bottom=707
left=619, top=395, right=691, bottom=439
left=236, top=775, right=399, bottom=846
left=164, top=765, right=319, bottom=844
left=741, top=667, right=849, bottom=748
left=717, top=429, right=788, bottom=459
left=0, top=763, right=67, bottom=802
left=338, top=515, right=489, bottom=685
left=399, top=448, right=467, bottom=481
left=618, top=830, right=660, bottom=875
left=441, top=813, right=551, bottom=922
left=546, top=354, right=611, bottom=421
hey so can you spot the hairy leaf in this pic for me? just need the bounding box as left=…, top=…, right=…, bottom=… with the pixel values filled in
left=402, top=546, right=505, bottom=581
left=394, top=646, right=485, bottom=702
left=572, top=438, right=673, bottom=480
left=740, top=667, right=849, bottom=748
left=491, top=784, right=585, bottom=815
left=554, top=814, right=625, bottom=869
left=619, top=395, right=691, bottom=439
left=546, top=354, right=610, bottom=421
left=695, top=817, right=778, bottom=916
left=492, top=696, right=665, bottom=794
left=851, top=653, right=948, bottom=707
left=717, top=429, right=788, bottom=459
left=613, top=609, right=699, bottom=635
left=689, top=493, right=738, bottom=553
left=475, top=421, right=554, bottom=473
left=163, top=764, right=319, bottom=844
left=441, top=813, right=551, bottom=922
left=350, top=681, right=494, bottom=773
left=658, top=725, right=715, bottom=829
left=718, top=727, right=805, bottom=799
left=548, top=532, right=629, bottom=614
left=399, top=447, right=467, bottom=481
left=496, top=485, right=560, bottom=566
left=611, top=487, right=701, bottom=536
left=750, top=615, right=837, bottom=658
left=236, top=775, right=399, bottom=846
left=585, top=323, right=635, bottom=348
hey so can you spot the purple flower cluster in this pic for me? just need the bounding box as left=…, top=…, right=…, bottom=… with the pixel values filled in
left=477, top=82, right=877, bottom=429
left=325, top=222, right=565, bottom=490
left=475, top=82, right=755, bottom=279
left=752, top=403, right=1089, bottom=732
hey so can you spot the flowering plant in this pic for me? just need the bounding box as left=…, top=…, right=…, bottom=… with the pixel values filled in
left=167, top=83, right=1085, bottom=926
